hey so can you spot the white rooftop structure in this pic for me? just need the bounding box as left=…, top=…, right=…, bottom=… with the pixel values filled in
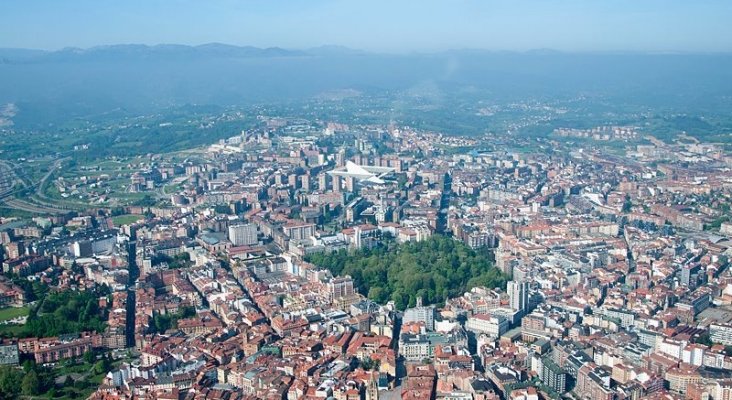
left=327, top=161, right=394, bottom=184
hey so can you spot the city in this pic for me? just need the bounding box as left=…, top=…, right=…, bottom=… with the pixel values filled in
left=1, top=116, right=732, bottom=399
left=2, top=1, right=732, bottom=400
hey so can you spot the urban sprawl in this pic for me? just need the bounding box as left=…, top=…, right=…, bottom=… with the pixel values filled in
left=1, top=118, right=732, bottom=400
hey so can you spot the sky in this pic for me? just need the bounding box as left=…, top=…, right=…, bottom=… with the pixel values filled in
left=1, top=0, right=731, bottom=53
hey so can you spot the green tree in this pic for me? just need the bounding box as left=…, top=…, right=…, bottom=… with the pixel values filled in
left=306, top=235, right=507, bottom=310
left=94, top=356, right=112, bottom=375
left=367, top=287, right=387, bottom=303
left=84, top=349, right=95, bottom=364
left=0, top=365, right=21, bottom=398
left=21, top=369, right=41, bottom=396
left=22, top=359, right=34, bottom=373
left=23, top=288, right=107, bottom=338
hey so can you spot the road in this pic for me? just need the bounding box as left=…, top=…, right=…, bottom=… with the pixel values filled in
left=125, top=240, right=139, bottom=348
left=35, top=157, right=70, bottom=199
left=2, top=198, right=67, bottom=215
left=436, top=172, right=452, bottom=234
left=0, top=157, right=72, bottom=214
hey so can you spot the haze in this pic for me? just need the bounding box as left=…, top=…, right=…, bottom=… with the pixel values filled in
left=1, top=0, right=732, bottom=53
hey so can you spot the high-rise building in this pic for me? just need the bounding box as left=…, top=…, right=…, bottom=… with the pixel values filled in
left=404, top=297, right=436, bottom=331
left=283, top=222, right=315, bottom=241
left=300, top=174, right=311, bottom=191
left=318, top=174, right=329, bottom=191
left=335, top=148, right=347, bottom=167
left=5, top=241, right=24, bottom=259
left=345, top=176, right=356, bottom=193
left=508, top=280, right=529, bottom=315
left=72, top=240, right=93, bottom=258
left=328, top=276, right=355, bottom=300
left=288, top=174, right=299, bottom=189
left=540, top=356, right=568, bottom=393
left=228, top=223, right=258, bottom=246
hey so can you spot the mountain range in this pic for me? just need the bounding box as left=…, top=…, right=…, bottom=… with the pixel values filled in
left=0, top=43, right=372, bottom=63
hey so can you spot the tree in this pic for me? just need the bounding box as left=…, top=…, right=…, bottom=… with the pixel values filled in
left=22, top=359, right=35, bottom=373
left=367, top=287, right=387, bottom=304
left=84, top=349, right=96, bottom=364
left=0, top=365, right=21, bottom=398
left=133, top=194, right=157, bottom=207
left=95, top=356, right=112, bottom=375
left=360, top=357, right=375, bottom=370
left=306, top=235, right=507, bottom=310
left=23, top=288, right=107, bottom=338
left=622, top=195, right=632, bottom=213
left=696, top=333, right=713, bottom=347
left=21, top=369, right=41, bottom=396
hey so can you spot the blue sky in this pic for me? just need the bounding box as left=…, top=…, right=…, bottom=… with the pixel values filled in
left=1, top=0, right=731, bottom=52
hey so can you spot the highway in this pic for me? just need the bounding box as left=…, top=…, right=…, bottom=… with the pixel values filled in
left=0, top=157, right=72, bottom=214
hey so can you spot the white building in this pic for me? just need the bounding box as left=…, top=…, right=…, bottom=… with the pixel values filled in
left=283, top=222, right=316, bottom=241
left=403, top=298, right=436, bottom=331
left=508, top=280, right=529, bottom=314
left=466, top=314, right=509, bottom=338
left=228, top=223, right=258, bottom=246
left=711, top=323, right=732, bottom=346
left=327, top=161, right=395, bottom=185
left=681, top=344, right=705, bottom=366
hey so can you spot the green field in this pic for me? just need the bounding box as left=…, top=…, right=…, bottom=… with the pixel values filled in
left=111, top=214, right=144, bottom=226
left=0, top=306, right=29, bottom=321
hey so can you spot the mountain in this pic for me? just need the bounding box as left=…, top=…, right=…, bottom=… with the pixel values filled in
left=0, top=43, right=307, bottom=63
left=306, top=45, right=368, bottom=56
left=0, top=48, right=48, bottom=63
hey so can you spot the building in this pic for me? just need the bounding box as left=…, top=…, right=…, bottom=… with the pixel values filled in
left=228, top=223, right=258, bottom=246
left=72, top=240, right=93, bottom=258
left=508, top=280, right=529, bottom=315
left=400, top=333, right=432, bottom=362
left=713, top=379, right=732, bottom=400
left=665, top=364, right=702, bottom=395
left=466, top=314, right=509, bottom=338
left=0, top=277, right=25, bottom=307
left=327, top=276, right=359, bottom=309
left=540, top=356, right=568, bottom=394
left=328, top=276, right=355, bottom=300
left=485, top=365, right=521, bottom=397
left=402, top=364, right=436, bottom=400
left=597, top=307, right=636, bottom=329
left=403, top=298, right=436, bottom=332
left=327, top=161, right=395, bottom=186
left=710, top=324, right=732, bottom=346
left=575, top=364, right=613, bottom=400
left=0, top=343, right=19, bottom=365
left=283, top=222, right=316, bottom=241
left=5, top=241, right=24, bottom=259
left=32, top=335, right=94, bottom=364
left=399, top=326, right=468, bottom=363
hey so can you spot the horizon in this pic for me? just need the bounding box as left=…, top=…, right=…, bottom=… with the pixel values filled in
left=1, top=1, right=731, bottom=53
left=3, top=41, right=732, bottom=56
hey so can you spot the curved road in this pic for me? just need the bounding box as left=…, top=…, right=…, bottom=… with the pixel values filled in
left=0, top=157, right=72, bottom=214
